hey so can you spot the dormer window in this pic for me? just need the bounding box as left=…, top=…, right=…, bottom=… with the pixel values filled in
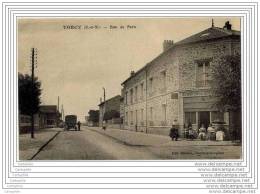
left=200, top=33, right=210, bottom=37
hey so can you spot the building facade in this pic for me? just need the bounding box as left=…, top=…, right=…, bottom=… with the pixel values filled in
left=121, top=22, right=241, bottom=137
left=38, top=105, right=61, bottom=129
left=98, top=95, right=121, bottom=127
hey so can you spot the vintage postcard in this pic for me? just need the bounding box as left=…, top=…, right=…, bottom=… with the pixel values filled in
left=18, top=17, right=242, bottom=160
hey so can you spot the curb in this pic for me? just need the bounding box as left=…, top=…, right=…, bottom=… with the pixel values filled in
left=87, top=128, right=240, bottom=147
left=30, top=131, right=61, bottom=160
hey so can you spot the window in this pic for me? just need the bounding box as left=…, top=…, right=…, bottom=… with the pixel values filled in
left=141, top=109, right=144, bottom=121
left=135, top=86, right=138, bottom=102
left=211, top=111, right=224, bottom=123
left=150, top=107, right=153, bottom=120
left=130, top=111, right=133, bottom=125
left=149, top=77, right=153, bottom=93
left=196, top=60, right=211, bottom=87
left=161, top=70, right=167, bottom=89
left=130, top=89, right=133, bottom=104
left=135, top=110, right=138, bottom=125
left=162, top=104, right=167, bottom=122
left=140, top=83, right=144, bottom=99
left=185, top=112, right=196, bottom=124
left=125, top=91, right=128, bottom=105
left=125, top=112, right=128, bottom=125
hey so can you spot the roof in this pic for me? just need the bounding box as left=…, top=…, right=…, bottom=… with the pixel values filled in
left=39, top=105, right=57, bottom=113
left=98, top=95, right=121, bottom=106
left=122, top=26, right=240, bottom=85
left=175, top=27, right=240, bottom=46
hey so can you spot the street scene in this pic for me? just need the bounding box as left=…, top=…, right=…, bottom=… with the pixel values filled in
left=18, top=18, right=242, bottom=160
left=20, top=126, right=241, bottom=160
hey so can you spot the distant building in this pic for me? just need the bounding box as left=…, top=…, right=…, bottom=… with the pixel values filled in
left=19, top=105, right=61, bottom=133
left=38, top=105, right=61, bottom=129
left=98, top=95, right=121, bottom=128
left=121, top=22, right=241, bottom=137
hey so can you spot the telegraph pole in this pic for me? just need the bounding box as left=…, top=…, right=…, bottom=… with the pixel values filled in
left=30, top=48, right=36, bottom=138
left=102, top=87, right=106, bottom=129
left=61, top=104, right=64, bottom=121
left=58, top=96, right=60, bottom=112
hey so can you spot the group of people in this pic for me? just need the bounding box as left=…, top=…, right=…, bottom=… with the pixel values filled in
left=169, top=122, right=225, bottom=141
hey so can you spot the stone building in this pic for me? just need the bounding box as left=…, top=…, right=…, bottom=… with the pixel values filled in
left=98, top=95, right=121, bottom=127
left=121, top=22, right=240, bottom=137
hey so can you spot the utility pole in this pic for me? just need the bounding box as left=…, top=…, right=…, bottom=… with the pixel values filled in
left=30, top=48, right=36, bottom=138
left=58, top=96, right=60, bottom=113
left=102, top=87, right=106, bottom=129
left=61, top=104, right=64, bottom=121
left=145, top=69, right=148, bottom=133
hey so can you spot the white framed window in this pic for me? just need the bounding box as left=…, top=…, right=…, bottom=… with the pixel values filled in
left=196, top=60, right=211, bottom=87
left=161, top=70, right=167, bottom=89
left=140, top=83, right=144, bottom=99
left=185, top=112, right=196, bottom=124
left=149, top=77, right=153, bottom=93
left=162, top=104, right=167, bottom=122
left=135, top=86, right=138, bottom=102
left=130, top=89, right=133, bottom=104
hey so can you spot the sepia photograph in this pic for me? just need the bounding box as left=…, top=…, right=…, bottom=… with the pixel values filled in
left=18, top=17, right=242, bottom=160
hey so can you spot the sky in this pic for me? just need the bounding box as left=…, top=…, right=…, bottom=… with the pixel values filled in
left=18, top=17, right=240, bottom=122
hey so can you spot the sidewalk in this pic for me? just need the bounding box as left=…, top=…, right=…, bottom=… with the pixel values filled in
left=88, top=127, right=240, bottom=147
left=19, top=128, right=62, bottom=160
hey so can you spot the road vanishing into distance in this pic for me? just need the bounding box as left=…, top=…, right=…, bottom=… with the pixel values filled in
left=33, top=126, right=159, bottom=160
left=33, top=126, right=241, bottom=160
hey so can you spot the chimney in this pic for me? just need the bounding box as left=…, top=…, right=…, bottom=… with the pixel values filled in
left=163, top=40, right=174, bottom=52
left=223, top=21, right=232, bottom=30
left=130, top=71, right=135, bottom=77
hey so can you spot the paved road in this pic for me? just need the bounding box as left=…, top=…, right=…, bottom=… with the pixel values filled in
left=33, top=126, right=159, bottom=160
left=33, top=126, right=241, bottom=160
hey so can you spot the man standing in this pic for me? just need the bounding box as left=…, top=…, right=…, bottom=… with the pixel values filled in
left=77, top=121, right=81, bottom=131
left=169, top=122, right=179, bottom=141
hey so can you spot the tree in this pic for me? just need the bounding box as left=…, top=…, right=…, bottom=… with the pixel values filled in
left=18, top=73, right=42, bottom=138
left=103, top=110, right=120, bottom=121
left=211, top=54, right=241, bottom=140
left=211, top=54, right=241, bottom=110
left=88, top=110, right=99, bottom=123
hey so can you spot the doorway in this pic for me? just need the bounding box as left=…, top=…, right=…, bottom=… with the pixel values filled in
left=198, top=111, right=210, bottom=129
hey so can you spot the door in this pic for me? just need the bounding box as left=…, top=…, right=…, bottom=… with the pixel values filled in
left=198, top=111, right=210, bottom=129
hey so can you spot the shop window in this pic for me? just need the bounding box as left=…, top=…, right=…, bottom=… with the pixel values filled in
left=185, top=112, right=196, bottom=124
left=211, top=111, right=224, bottom=123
